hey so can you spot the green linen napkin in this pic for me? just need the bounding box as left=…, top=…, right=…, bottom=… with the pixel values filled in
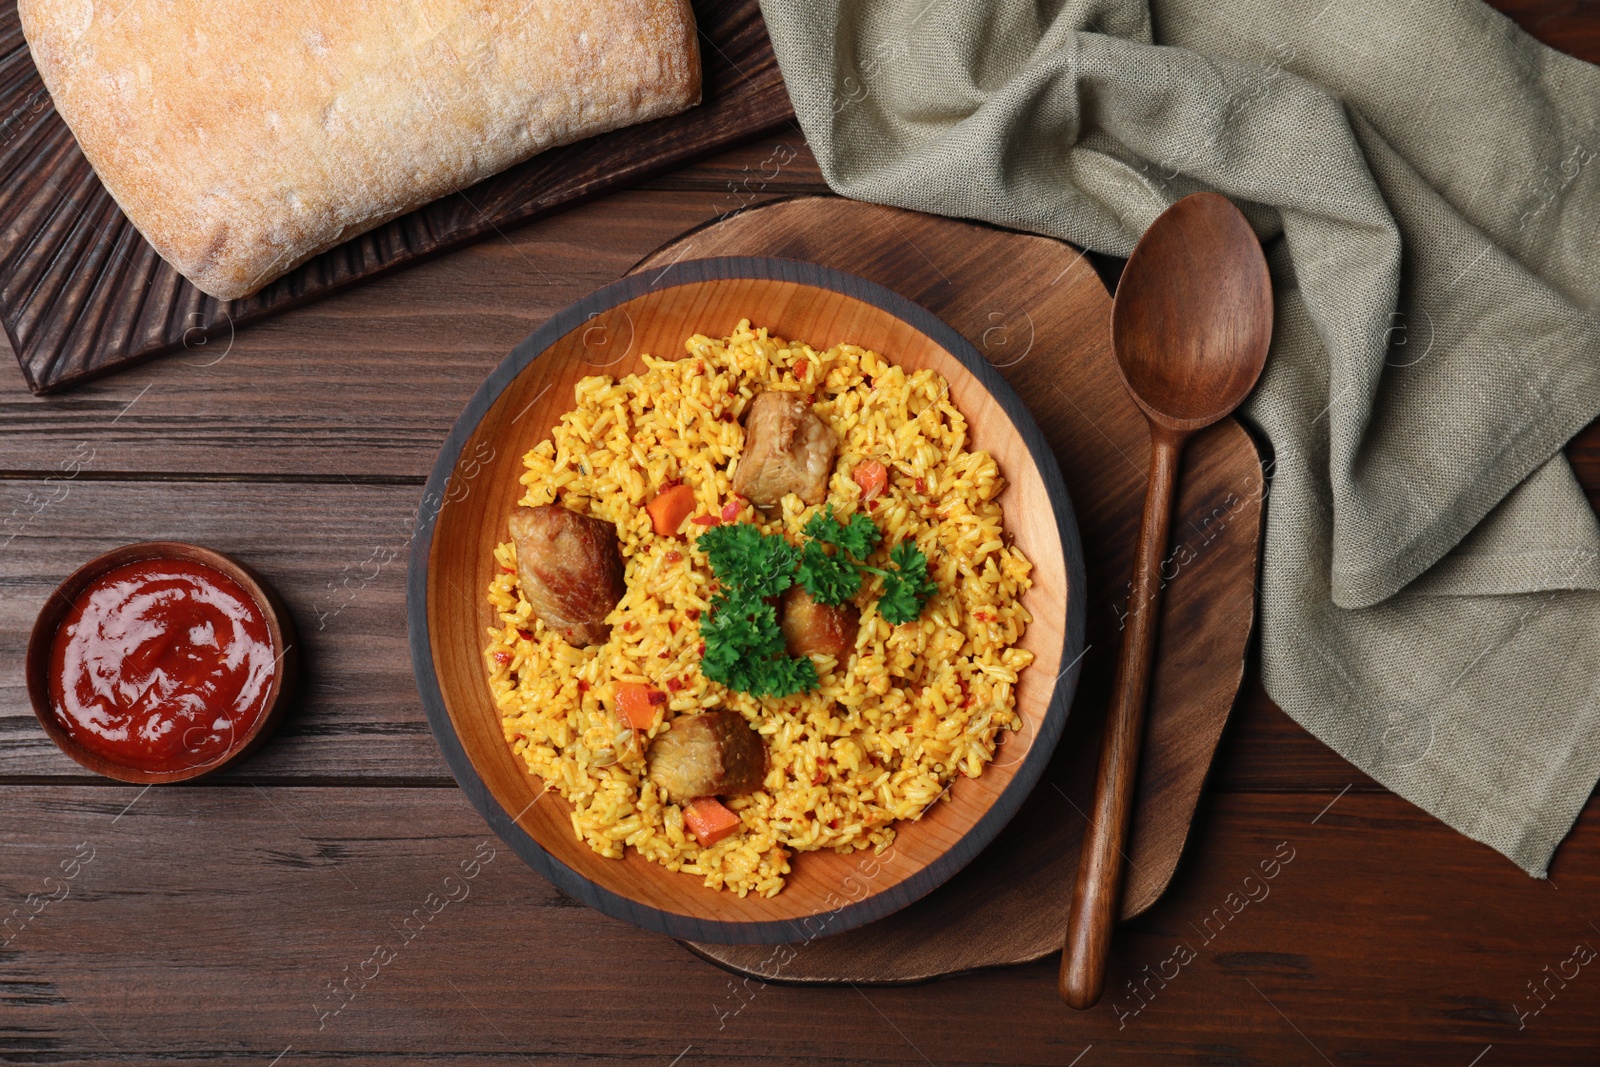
left=759, top=0, right=1600, bottom=875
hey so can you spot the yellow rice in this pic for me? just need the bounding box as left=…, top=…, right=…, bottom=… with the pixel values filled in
left=484, top=320, right=1034, bottom=897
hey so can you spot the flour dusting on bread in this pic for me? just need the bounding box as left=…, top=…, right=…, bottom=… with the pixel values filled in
left=18, top=0, right=701, bottom=299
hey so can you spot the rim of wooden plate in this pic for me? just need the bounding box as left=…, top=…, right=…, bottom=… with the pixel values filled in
left=407, top=256, right=1087, bottom=944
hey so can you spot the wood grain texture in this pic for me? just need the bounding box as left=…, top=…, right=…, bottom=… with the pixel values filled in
left=412, top=255, right=1083, bottom=943
left=1062, top=423, right=1187, bottom=1006
left=639, top=199, right=1263, bottom=979
left=1062, top=191, right=1273, bottom=1006
left=0, top=481, right=446, bottom=782
left=0, top=0, right=794, bottom=395
left=22, top=540, right=300, bottom=784
left=1, top=0, right=1593, bottom=400
left=1, top=0, right=1598, bottom=1058
left=0, top=186, right=810, bottom=478
left=1, top=785, right=1596, bottom=1065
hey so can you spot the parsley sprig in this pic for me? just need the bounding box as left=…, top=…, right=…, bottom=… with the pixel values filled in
left=797, top=506, right=934, bottom=624
left=698, top=588, right=817, bottom=697
left=804, top=506, right=881, bottom=560
left=796, top=506, right=879, bottom=606
left=865, top=541, right=940, bottom=626
left=695, top=507, right=938, bottom=697
left=700, top=522, right=798, bottom=598
left=695, top=524, right=815, bottom=698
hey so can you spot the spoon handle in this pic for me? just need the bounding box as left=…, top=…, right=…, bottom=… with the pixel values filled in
left=1060, top=423, right=1188, bottom=1008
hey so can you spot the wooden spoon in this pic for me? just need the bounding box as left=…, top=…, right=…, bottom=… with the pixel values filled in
left=1060, top=192, right=1273, bottom=1008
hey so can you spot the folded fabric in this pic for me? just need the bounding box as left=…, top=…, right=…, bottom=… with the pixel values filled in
left=759, top=0, right=1600, bottom=875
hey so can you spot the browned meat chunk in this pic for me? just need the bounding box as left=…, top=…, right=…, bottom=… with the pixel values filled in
left=779, top=585, right=859, bottom=660
left=646, top=710, right=767, bottom=801
left=508, top=504, right=625, bottom=648
left=732, top=391, right=838, bottom=508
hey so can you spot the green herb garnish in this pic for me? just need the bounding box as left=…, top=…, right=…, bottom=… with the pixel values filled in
left=698, top=589, right=817, bottom=697
left=696, top=508, right=937, bottom=697
left=696, top=524, right=814, bottom=697
left=803, top=505, right=881, bottom=560
left=698, top=522, right=798, bottom=598
left=866, top=540, right=939, bottom=625
left=797, top=539, right=861, bottom=605
left=797, top=505, right=880, bottom=605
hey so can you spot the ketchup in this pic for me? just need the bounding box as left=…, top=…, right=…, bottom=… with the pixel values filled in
left=49, top=558, right=277, bottom=773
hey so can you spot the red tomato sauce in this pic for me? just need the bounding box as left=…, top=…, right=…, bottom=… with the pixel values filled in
left=49, top=558, right=277, bottom=773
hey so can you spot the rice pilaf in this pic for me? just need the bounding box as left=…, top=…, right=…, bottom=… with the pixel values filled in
left=484, top=320, right=1034, bottom=897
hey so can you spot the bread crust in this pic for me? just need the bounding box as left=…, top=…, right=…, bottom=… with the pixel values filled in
left=18, top=0, right=701, bottom=300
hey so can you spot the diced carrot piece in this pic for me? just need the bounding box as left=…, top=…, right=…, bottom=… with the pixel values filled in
left=853, top=459, right=888, bottom=500
left=683, top=797, right=742, bottom=845
left=615, top=682, right=667, bottom=729
left=646, top=484, right=697, bottom=536
left=691, top=514, right=721, bottom=526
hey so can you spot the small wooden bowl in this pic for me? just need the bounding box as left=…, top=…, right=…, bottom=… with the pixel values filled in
left=410, top=257, right=1087, bottom=943
left=25, top=541, right=299, bottom=784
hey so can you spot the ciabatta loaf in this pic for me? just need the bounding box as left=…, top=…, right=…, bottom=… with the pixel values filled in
left=19, top=0, right=701, bottom=299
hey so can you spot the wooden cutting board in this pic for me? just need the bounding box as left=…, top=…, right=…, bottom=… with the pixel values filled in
left=0, top=0, right=791, bottom=395
left=630, top=197, right=1265, bottom=983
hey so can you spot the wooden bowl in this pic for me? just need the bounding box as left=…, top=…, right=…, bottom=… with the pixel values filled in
left=25, top=541, right=299, bottom=784
left=409, top=257, right=1087, bottom=943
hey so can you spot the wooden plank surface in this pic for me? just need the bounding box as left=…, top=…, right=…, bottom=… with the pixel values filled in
left=3, top=0, right=1600, bottom=1062
left=0, top=186, right=816, bottom=479
left=1, top=787, right=1597, bottom=1064
left=0, top=481, right=442, bottom=783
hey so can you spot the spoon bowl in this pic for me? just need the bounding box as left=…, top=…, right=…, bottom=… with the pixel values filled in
left=1111, top=192, right=1273, bottom=430
left=1061, top=192, right=1272, bottom=1007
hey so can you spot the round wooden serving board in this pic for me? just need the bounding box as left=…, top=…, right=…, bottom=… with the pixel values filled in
left=639, top=197, right=1266, bottom=984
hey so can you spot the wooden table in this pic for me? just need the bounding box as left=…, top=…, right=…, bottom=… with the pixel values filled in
left=5, top=6, right=1600, bottom=1064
